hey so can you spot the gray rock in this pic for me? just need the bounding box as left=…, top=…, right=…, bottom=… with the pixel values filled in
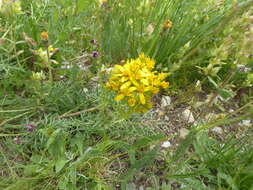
left=182, top=109, right=195, bottom=123
left=161, top=141, right=171, bottom=148
left=239, top=120, right=251, bottom=127
left=164, top=115, right=170, bottom=121
left=211, top=127, right=223, bottom=134
left=161, top=96, right=171, bottom=108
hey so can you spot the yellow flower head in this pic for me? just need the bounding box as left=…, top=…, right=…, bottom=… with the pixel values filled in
left=163, top=20, right=173, bottom=30
left=106, top=53, right=169, bottom=113
left=40, top=31, right=48, bottom=41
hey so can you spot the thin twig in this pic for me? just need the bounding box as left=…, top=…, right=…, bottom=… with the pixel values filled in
left=57, top=106, right=100, bottom=119
left=0, top=111, right=31, bottom=127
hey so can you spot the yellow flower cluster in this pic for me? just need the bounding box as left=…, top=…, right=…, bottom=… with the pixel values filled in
left=106, top=53, right=169, bottom=112
left=37, top=45, right=55, bottom=60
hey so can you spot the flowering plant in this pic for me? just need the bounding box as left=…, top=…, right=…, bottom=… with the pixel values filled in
left=106, top=53, right=169, bottom=112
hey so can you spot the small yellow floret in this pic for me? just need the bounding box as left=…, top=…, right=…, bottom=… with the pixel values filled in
left=40, top=31, right=48, bottom=41
left=163, top=20, right=173, bottom=30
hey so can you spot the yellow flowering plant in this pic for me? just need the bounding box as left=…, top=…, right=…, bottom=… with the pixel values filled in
left=106, top=53, right=169, bottom=113
left=31, top=71, right=46, bottom=81
left=33, top=45, right=58, bottom=67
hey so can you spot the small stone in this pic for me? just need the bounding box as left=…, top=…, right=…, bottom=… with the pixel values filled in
left=61, top=64, right=72, bottom=70
left=83, top=88, right=89, bottom=93
left=239, top=120, right=251, bottom=126
left=161, top=96, right=171, bottom=108
left=179, top=128, right=189, bottom=138
left=211, top=127, right=223, bottom=134
left=229, top=109, right=234, bottom=113
left=60, top=75, right=66, bottom=80
left=161, top=141, right=171, bottom=148
left=139, top=186, right=144, bottom=190
left=13, top=137, right=22, bottom=144
left=164, top=115, right=169, bottom=121
left=182, top=109, right=195, bottom=123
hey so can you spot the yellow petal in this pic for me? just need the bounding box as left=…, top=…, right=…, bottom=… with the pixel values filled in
left=120, top=81, right=131, bottom=91
left=48, top=45, right=55, bottom=52
left=120, top=77, right=128, bottom=83
left=139, top=93, right=146, bottom=104
left=139, top=53, right=145, bottom=58
left=114, top=94, right=125, bottom=101
left=150, top=87, right=159, bottom=94
left=128, top=86, right=137, bottom=92
left=105, top=82, right=111, bottom=88
left=147, top=103, right=153, bottom=109
left=160, top=81, right=169, bottom=88
left=158, top=73, right=168, bottom=80
left=141, top=79, right=149, bottom=85
left=114, top=65, right=125, bottom=73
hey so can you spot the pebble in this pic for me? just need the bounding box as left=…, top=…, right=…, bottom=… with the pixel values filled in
left=161, top=141, right=171, bottom=148
left=161, top=96, right=171, bottom=108
left=211, top=127, right=223, bottom=134
left=164, top=115, right=170, bottom=121
left=182, top=109, right=195, bottom=123
left=239, top=120, right=251, bottom=126
left=83, top=88, right=89, bottom=93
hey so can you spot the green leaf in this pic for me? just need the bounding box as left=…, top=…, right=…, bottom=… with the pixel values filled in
left=23, top=165, right=41, bottom=176
left=71, top=133, right=84, bottom=155
left=218, top=88, right=235, bottom=100
left=208, top=76, right=218, bottom=88
left=218, top=172, right=238, bottom=190
left=55, top=158, right=68, bottom=173
left=46, top=129, right=66, bottom=159
left=76, top=0, right=89, bottom=14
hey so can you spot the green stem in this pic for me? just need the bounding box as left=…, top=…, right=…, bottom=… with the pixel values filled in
left=46, top=47, right=53, bottom=84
